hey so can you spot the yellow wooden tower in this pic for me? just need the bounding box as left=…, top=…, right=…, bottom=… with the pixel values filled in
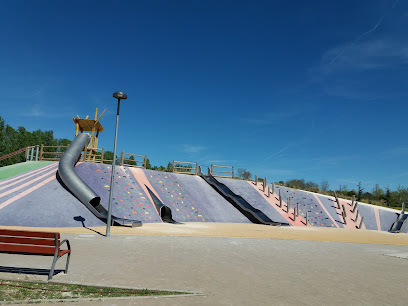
left=72, top=108, right=106, bottom=161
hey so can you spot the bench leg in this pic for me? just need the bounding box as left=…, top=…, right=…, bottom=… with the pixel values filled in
left=65, top=252, right=71, bottom=274
left=48, top=254, right=58, bottom=281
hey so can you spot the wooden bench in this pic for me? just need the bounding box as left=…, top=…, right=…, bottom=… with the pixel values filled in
left=0, top=229, right=71, bottom=280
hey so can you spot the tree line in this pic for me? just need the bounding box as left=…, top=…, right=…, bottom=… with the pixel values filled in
left=0, top=116, right=71, bottom=167
left=278, top=178, right=406, bottom=210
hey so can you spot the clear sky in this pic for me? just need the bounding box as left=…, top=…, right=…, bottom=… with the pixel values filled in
left=1, top=0, right=407, bottom=191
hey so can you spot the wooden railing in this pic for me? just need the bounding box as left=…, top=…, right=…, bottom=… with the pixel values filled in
left=0, top=147, right=28, bottom=161
left=120, top=151, right=147, bottom=168
left=211, top=164, right=234, bottom=179
left=39, top=145, right=69, bottom=161
left=39, top=145, right=148, bottom=168
left=172, top=160, right=198, bottom=175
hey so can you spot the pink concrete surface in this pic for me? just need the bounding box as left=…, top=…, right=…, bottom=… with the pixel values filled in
left=374, top=207, right=381, bottom=231
left=128, top=167, right=163, bottom=222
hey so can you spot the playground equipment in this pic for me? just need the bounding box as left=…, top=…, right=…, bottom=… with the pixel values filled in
left=72, top=108, right=106, bottom=162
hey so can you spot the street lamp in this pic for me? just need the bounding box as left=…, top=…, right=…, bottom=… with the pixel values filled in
left=106, top=91, right=127, bottom=237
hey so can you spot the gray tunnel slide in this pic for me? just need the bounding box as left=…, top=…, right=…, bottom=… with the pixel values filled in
left=200, top=170, right=282, bottom=226
left=58, top=133, right=141, bottom=226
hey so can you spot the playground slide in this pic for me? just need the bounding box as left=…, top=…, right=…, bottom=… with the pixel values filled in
left=58, top=133, right=141, bottom=226
left=200, top=171, right=281, bottom=225
left=145, top=185, right=177, bottom=223
left=389, top=213, right=408, bottom=233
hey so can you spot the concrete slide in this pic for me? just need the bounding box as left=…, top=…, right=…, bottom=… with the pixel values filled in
left=58, top=133, right=141, bottom=226
left=144, top=185, right=177, bottom=223
left=200, top=171, right=281, bottom=225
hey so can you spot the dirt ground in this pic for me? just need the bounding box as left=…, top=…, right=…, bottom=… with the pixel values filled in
left=2, top=222, right=407, bottom=245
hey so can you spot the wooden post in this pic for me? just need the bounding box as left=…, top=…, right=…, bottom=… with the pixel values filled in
left=343, top=211, right=347, bottom=225
left=357, top=217, right=364, bottom=229
left=342, top=204, right=347, bottom=218
left=287, top=197, right=291, bottom=213
left=211, top=164, right=213, bottom=175
left=195, top=162, right=198, bottom=175
left=39, top=144, right=43, bottom=161
left=101, top=148, right=104, bottom=164
left=172, top=160, right=175, bottom=172
left=334, top=191, right=340, bottom=209
left=352, top=202, right=358, bottom=213
left=279, top=189, right=282, bottom=208
left=305, top=211, right=308, bottom=225
left=255, top=175, right=258, bottom=185
left=83, top=146, right=87, bottom=162
left=296, top=203, right=299, bottom=216
left=232, top=166, right=234, bottom=179
left=353, top=209, right=359, bottom=222
left=144, top=155, right=147, bottom=169
left=293, top=207, right=296, bottom=221
left=351, top=195, right=355, bottom=206
left=263, top=177, right=267, bottom=192
left=267, top=186, right=270, bottom=198
left=120, top=151, right=124, bottom=166
left=271, top=183, right=275, bottom=194
left=402, top=203, right=405, bottom=214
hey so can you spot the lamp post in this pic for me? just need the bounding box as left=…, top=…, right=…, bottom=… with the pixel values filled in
left=106, top=91, right=127, bottom=237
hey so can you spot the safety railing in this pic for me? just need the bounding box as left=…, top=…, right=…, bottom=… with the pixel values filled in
left=211, top=164, right=234, bottom=179
left=172, top=160, right=198, bottom=175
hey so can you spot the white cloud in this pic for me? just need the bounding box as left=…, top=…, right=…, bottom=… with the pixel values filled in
left=319, top=39, right=408, bottom=74
left=181, top=144, right=208, bottom=154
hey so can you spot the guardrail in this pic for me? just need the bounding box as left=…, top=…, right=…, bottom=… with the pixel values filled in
left=211, top=164, right=234, bottom=179
left=120, top=151, right=147, bottom=168
left=172, top=160, right=198, bottom=175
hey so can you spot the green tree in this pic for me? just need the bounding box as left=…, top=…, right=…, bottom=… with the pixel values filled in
left=237, top=168, right=252, bottom=180
left=357, top=182, right=364, bottom=201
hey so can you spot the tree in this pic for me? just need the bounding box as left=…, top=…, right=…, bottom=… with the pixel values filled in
left=143, top=158, right=152, bottom=169
left=320, top=180, right=330, bottom=192
left=357, top=182, right=364, bottom=201
left=237, top=168, right=252, bottom=180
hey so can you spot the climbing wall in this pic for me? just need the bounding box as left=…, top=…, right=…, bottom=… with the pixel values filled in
left=142, top=169, right=251, bottom=223
left=75, top=163, right=162, bottom=223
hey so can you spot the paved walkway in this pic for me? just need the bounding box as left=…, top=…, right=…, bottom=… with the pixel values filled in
left=1, top=224, right=408, bottom=305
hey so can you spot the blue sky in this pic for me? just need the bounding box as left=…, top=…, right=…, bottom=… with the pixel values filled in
left=1, top=0, right=407, bottom=191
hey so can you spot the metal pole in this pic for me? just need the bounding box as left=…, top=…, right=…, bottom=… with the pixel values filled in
left=106, top=99, right=121, bottom=237
left=35, top=145, right=39, bottom=161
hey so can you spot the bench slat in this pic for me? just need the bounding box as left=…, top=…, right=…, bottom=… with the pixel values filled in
left=0, top=243, right=56, bottom=255
left=0, top=237, right=56, bottom=246
left=0, top=229, right=59, bottom=239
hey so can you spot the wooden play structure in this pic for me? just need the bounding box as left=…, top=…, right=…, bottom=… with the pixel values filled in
left=72, top=108, right=106, bottom=162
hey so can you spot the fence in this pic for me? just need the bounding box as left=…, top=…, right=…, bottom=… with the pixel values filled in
left=211, top=164, right=234, bottom=179
left=39, top=145, right=147, bottom=168
left=120, top=151, right=147, bottom=168
left=172, top=160, right=198, bottom=175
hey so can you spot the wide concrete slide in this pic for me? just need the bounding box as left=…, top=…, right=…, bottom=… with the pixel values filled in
left=201, top=172, right=281, bottom=225
left=58, top=133, right=141, bottom=226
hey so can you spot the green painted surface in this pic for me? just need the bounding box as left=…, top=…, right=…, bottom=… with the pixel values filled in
left=0, top=161, right=55, bottom=180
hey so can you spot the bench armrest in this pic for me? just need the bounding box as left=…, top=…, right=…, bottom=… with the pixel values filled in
left=59, top=239, right=71, bottom=251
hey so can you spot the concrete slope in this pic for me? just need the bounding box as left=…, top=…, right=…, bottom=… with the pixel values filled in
left=142, top=169, right=251, bottom=223
left=75, top=163, right=162, bottom=223
left=217, top=177, right=288, bottom=224
left=0, top=163, right=104, bottom=227
left=0, top=161, right=54, bottom=180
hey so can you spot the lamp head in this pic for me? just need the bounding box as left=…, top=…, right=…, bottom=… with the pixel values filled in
left=113, top=91, right=127, bottom=100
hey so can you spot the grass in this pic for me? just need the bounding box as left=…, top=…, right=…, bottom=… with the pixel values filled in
left=0, top=280, right=190, bottom=303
